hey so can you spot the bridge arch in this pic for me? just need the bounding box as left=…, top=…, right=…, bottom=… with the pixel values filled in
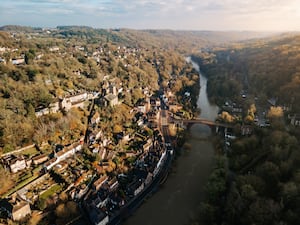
left=173, top=118, right=233, bottom=133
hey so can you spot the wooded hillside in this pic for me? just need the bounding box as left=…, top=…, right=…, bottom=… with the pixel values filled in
left=193, top=33, right=300, bottom=225
left=194, top=34, right=300, bottom=112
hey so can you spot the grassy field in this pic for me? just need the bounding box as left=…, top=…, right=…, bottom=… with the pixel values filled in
left=3, top=173, right=40, bottom=198
left=39, top=184, right=62, bottom=200
left=21, top=146, right=40, bottom=156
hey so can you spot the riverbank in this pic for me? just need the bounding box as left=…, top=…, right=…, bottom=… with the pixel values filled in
left=124, top=124, right=215, bottom=225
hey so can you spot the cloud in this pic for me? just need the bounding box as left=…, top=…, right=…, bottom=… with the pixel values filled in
left=0, top=0, right=299, bottom=30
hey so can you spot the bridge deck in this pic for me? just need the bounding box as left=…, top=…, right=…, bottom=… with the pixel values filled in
left=174, top=118, right=234, bottom=128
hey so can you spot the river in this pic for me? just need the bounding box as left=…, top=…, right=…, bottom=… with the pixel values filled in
left=124, top=57, right=219, bottom=225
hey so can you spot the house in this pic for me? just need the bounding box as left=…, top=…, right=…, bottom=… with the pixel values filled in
left=12, top=201, right=31, bottom=221
left=107, top=84, right=117, bottom=96
left=0, top=57, right=6, bottom=64
left=289, top=114, right=300, bottom=126
left=92, top=145, right=100, bottom=154
left=56, top=147, right=74, bottom=162
left=166, top=89, right=174, bottom=98
left=56, top=142, right=82, bottom=162
left=127, top=179, right=144, bottom=197
left=142, top=87, right=150, bottom=96
left=84, top=189, right=109, bottom=209
left=0, top=198, right=31, bottom=221
left=49, top=102, right=60, bottom=113
left=32, top=154, right=49, bottom=165
left=137, top=105, right=147, bottom=114
left=87, top=206, right=109, bottom=225
left=36, top=92, right=88, bottom=116
left=60, top=98, right=72, bottom=111
left=107, top=177, right=119, bottom=192
left=60, top=93, right=88, bottom=111
left=98, top=148, right=107, bottom=160
left=153, top=151, right=167, bottom=177
left=35, top=108, right=49, bottom=117
left=101, top=137, right=111, bottom=147
left=122, top=133, right=130, bottom=143
left=0, top=47, right=8, bottom=52
left=71, top=100, right=86, bottom=109
left=95, top=130, right=103, bottom=140
left=35, top=53, right=44, bottom=60
left=155, top=99, right=161, bottom=107
left=144, top=172, right=153, bottom=185
left=268, top=97, right=277, bottom=106
left=49, top=46, right=60, bottom=52
left=9, top=157, right=27, bottom=173
left=35, top=101, right=60, bottom=117
left=136, top=98, right=150, bottom=114
left=11, top=58, right=25, bottom=65
left=241, top=125, right=253, bottom=136
left=104, top=94, right=119, bottom=107
left=143, top=139, right=153, bottom=152
left=106, top=151, right=116, bottom=160
left=44, top=157, right=58, bottom=171
left=93, top=176, right=108, bottom=191
left=73, top=70, right=82, bottom=76
left=91, top=111, right=101, bottom=125
left=75, top=184, right=89, bottom=199
left=137, top=118, right=144, bottom=126
left=148, top=110, right=159, bottom=122
left=232, top=106, right=243, bottom=114
left=125, top=151, right=137, bottom=158
left=44, top=141, right=82, bottom=170
left=225, top=133, right=236, bottom=140
left=74, top=173, right=88, bottom=187
left=94, top=192, right=109, bottom=209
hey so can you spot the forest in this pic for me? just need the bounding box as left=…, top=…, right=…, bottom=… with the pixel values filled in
left=192, top=34, right=300, bottom=225
left=192, top=34, right=300, bottom=112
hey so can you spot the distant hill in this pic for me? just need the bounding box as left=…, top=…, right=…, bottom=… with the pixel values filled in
left=195, top=33, right=300, bottom=111
left=0, top=25, right=42, bottom=32
left=0, top=25, right=284, bottom=52
left=113, top=29, right=281, bottom=53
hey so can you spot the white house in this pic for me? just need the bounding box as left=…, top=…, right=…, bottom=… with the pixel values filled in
left=44, top=142, right=82, bottom=170
left=10, top=158, right=27, bottom=173
left=11, top=58, right=25, bottom=65
left=290, top=114, right=300, bottom=126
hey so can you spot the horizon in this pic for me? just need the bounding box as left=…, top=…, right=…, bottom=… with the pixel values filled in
left=1, top=0, right=300, bottom=32
left=0, top=24, right=297, bottom=34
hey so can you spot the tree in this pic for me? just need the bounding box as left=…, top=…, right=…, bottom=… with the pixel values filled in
left=0, top=166, right=15, bottom=195
left=218, top=111, right=235, bottom=123
left=246, top=198, right=281, bottom=225
left=113, top=124, right=123, bottom=134
left=267, top=106, right=283, bottom=118
left=25, top=49, right=35, bottom=64
left=199, top=202, right=217, bottom=225
left=55, top=201, right=78, bottom=225
left=281, top=182, right=298, bottom=207
left=257, top=161, right=280, bottom=197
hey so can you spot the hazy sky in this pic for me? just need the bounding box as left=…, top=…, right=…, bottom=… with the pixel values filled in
left=1, top=0, right=300, bottom=31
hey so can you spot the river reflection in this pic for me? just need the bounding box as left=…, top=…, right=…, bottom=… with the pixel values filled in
left=124, top=58, right=218, bottom=225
